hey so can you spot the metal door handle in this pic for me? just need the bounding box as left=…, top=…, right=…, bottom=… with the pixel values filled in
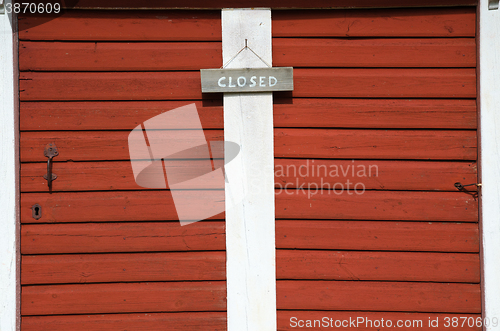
left=43, top=143, right=58, bottom=189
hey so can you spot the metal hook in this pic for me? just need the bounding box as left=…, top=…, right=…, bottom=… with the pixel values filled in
left=454, top=182, right=482, bottom=190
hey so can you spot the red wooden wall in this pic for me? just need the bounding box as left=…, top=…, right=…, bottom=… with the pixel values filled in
left=19, top=10, right=227, bottom=331
left=18, top=4, right=480, bottom=331
left=272, top=6, right=480, bottom=331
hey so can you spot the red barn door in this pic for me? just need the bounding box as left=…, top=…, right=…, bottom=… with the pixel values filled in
left=272, top=6, right=480, bottom=330
left=19, top=10, right=227, bottom=330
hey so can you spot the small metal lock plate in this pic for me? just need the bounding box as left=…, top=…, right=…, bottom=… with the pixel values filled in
left=32, top=204, right=42, bottom=220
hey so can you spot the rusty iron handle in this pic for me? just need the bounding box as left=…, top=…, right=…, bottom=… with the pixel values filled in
left=43, top=143, right=58, bottom=189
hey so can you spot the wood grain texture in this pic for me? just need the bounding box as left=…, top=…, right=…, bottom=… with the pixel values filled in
left=19, top=71, right=205, bottom=101
left=22, top=251, right=478, bottom=285
left=21, top=221, right=225, bottom=254
left=274, top=160, right=477, bottom=192
left=17, top=5, right=480, bottom=324
left=68, top=0, right=478, bottom=9
left=19, top=99, right=477, bottom=131
left=22, top=252, right=225, bottom=285
left=20, top=191, right=225, bottom=223
left=18, top=7, right=475, bottom=40
left=274, top=129, right=477, bottom=160
left=18, top=38, right=475, bottom=71
left=289, top=68, right=476, bottom=99
left=22, top=220, right=477, bottom=255
left=21, top=160, right=225, bottom=192
left=18, top=11, right=222, bottom=41
left=273, top=7, right=475, bottom=37
left=22, top=313, right=227, bottom=331
left=21, top=159, right=224, bottom=192
left=273, top=99, right=477, bottom=130
left=276, top=250, right=479, bottom=283
left=20, top=130, right=224, bottom=162
left=20, top=130, right=476, bottom=162
left=21, top=160, right=477, bottom=192
left=22, top=281, right=226, bottom=315
left=276, top=221, right=479, bottom=252
left=273, top=38, right=476, bottom=68
left=19, top=41, right=222, bottom=71
left=21, top=311, right=483, bottom=331
left=19, top=100, right=224, bottom=131
left=276, top=281, right=480, bottom=313
left=20, top=190, right=476, bottom=224
left=19, top=69, right=476, bottom=101
left=275, top=191, right=478, bottom=222
left=277, top=311, right=481, bottom=331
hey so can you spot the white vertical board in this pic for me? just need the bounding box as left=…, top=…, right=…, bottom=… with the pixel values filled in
left=0, top=3, right=18, bottom=331
left=480, top=1, right=500, bottom=330
left=223, top=8, right=277, bottom=331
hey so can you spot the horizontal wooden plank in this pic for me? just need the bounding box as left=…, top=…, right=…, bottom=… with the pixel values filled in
left=276, top=281, right=480, bottom=313
left=19, top=41, right=222, bottom=71
left=22, top=250, right=478, bottom=285
left=20, top=129, right=476, bottom=162
left=18, top=8, right=476, bottom=41
left=277, top=311, right=481, bottom=331
left=22, top=313, right=227, bottom=331
left=19, top=99, right=477, bottom=131
left=22, top=281, right=226, bottom=315
left=20, top=130, right=224, bottom=162
left=21, top=220, right=477, bottom=255
left=68, top=0, right=478, bottom=9
left=273, top=99, right=477, bottom=130
left=289, top=68, right=476, bottom=99
left=19, top=69, right=476, bottom=101
left=19, top=38, right=476, bottom=71
left=21, top=311, right=484, bottom=331
left=21, top=221, right=225, bottom=254
left=276, top=221, right=479, bottom=252
left=276, top=191, right=478, bottom=222
left=273, top=7, right=475, bottom=37
left=20, top=100, right=224, bottom=131
left=18, top=11, right=222, bottom=41
left=21, top=160, right=225, bottom=192
left=275, top=160, right=477, bottom=192
left=275, top=129, right=477, bottom=160
left=274, top=38, right=476, bottom=68
left=19, top=71, right=205, bottom=101
left=276, top=250, right=479, bottom=283
left=20, top=190, right=476, bottom=224
left=21, top=160, right=477, bottom=192
left=22, top=252, right=225, bottom=285
left=21, top=191, right=227, bottom=223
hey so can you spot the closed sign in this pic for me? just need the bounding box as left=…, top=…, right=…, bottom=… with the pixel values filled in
left=200, top=67, right=293, bottom=93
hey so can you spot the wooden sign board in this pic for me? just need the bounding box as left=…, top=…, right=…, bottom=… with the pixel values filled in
left=201, top=67, right=293, bottom=93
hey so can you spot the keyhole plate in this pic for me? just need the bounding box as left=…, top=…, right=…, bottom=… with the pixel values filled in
left=32, top=203, right=42, bottom=220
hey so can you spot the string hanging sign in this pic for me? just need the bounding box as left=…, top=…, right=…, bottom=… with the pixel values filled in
left=201, top=40, right=293, bottom=93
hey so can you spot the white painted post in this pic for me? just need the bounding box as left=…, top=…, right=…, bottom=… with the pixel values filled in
left=480, top=1, right=500, bottom=330
left=223, top=8, right=277, bottom=331
left=0, top=2, right=19, bottom=331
